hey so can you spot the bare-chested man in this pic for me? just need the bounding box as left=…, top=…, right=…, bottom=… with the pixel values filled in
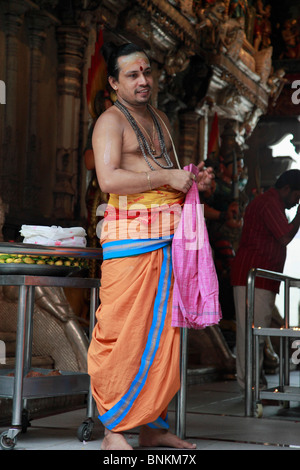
left=87, top=42, right=214, bottom=451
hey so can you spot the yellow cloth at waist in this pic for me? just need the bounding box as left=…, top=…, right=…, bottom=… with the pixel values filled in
left=99, top=186, right=185, bottom=242
left=108, top=185, right=184, bottom=209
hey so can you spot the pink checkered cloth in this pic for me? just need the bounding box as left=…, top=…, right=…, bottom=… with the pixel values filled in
left=171, top=164, right=222, bottom=329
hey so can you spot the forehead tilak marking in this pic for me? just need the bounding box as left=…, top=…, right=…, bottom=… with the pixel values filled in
left=118, top=52, right=150, bottom=71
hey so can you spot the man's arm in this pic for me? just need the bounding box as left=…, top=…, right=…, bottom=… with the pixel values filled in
left=92, top=108, right=197, bottom=195
left=279, top=205, right=300, bottom=246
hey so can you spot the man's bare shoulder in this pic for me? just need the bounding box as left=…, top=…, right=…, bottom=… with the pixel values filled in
left=151, top=106, right=168, bottom=121
left=150, top=106, right=171, bottom=129
left=93, top=105, right=124, bottom=133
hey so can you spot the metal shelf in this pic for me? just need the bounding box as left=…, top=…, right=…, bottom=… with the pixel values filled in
left=245, top=268, right=300, bottom=418
left=0, top=250, right=101, bottom=450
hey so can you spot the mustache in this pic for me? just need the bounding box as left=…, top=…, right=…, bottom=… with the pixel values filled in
left=135, top=86, right=151, bottom=93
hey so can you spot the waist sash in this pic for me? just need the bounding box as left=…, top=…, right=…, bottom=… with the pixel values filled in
left=102, top=235, right=173, bottom=260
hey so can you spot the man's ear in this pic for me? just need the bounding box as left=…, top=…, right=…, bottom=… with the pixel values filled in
left=108, top=76, right=118, bottom=91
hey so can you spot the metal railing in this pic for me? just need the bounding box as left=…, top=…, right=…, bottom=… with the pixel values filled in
left=245, top=268, right=300, bottom=417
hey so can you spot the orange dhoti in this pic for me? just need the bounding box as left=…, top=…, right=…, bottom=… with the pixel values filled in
left=87, top=187, right=184, bottom=432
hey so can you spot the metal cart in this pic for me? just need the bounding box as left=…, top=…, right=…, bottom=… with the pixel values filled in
left=245, top=268, right=300, bottom=418
left=0, top=243, right=101, bottom=450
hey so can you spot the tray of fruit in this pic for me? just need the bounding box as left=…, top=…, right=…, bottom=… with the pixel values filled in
left=0, top=253, right=89, bottom=276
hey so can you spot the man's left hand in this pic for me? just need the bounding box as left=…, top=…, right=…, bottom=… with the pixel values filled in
left=196, top=161, right=214, bottom=191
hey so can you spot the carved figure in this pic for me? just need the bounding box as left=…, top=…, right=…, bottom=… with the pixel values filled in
left=267, top=68, right=287, bottom=107
left=218, top=16, right=245, bottom=59
left=165, top=48, right=191, bottom=75
left=281, top=19, right=300, bottom=59
left=253, top=1, right=272, bottom=51
left=197, top=1, right=227, bottom=50
left=228, top=0, right=249, bottom=28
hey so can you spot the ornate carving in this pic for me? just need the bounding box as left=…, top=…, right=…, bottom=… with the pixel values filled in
left=123, top=8, right=152, bottom=44
left=208, top=53, right=269, bottom=113
left=164, top=47, right=191, bottom=74
left=218, top=17, right=244, bottom=60
left=280, top=19, right=300, bottom=60
left=136, top=0, right=199, bottom=50
left=33, top=0, right=60, bottom=9
left=56, top=25, right=88, bottom=97
left=254, top=46, right=272, bottom=84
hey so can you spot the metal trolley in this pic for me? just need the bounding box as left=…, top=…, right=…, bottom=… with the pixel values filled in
left=245, top=268, right=300, bottom=418
left=0, top=243, right=101, bottom=450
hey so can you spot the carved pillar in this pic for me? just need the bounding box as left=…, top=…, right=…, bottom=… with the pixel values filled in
left=1, top=0, right=29, bottom=206
left=178, top=111, right=202, bottom=167
left=198, top=107, right=209, bottom=163
left=23, top=12, right=48, bottom=211
left=54, top=25, right=88, bottom=220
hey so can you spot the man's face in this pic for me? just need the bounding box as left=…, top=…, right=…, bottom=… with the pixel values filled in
left=284, top=188, right=300, bottom=209
left=110, top=52, right=153, bottom=106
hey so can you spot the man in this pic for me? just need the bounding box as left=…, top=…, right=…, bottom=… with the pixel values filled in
left=231, top=169, right=300, bottom=390
left=87, top=42, right=214, bottom=450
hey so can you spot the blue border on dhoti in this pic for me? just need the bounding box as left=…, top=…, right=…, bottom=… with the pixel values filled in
left=99, top=238, right=173, bottom=431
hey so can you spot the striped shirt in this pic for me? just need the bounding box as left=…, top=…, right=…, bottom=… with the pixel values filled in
left=231, top=188, right=291, bottom=293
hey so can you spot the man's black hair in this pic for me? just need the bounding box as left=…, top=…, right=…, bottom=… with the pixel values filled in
left=101, top=42, right=149, bottom=81
left=275, top=169, right=300, bottom=191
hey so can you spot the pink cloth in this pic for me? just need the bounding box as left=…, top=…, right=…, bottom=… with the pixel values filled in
left=172, top=164, right=222, bottom=329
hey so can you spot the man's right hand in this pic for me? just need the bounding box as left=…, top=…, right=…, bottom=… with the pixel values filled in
left=167, top=169, right=196, bottom=194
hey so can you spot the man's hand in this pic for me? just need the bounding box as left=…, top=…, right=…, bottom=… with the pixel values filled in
left=196, top=161, right=214, bottom=191
left=167, top=169, right=197, bottom=193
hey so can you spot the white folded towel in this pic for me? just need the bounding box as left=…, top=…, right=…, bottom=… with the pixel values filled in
left=20, top=225, right=87, bottom=247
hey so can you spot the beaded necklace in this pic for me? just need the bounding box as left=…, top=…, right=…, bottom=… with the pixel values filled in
left=114, top=100, right=174, bottom=171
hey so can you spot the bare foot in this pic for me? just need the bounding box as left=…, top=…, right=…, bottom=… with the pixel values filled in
left=139, top=425, right=196, bottom=449
left=101, top=428, right=133, bottom=450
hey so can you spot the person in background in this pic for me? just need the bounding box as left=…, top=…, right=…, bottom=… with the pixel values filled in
left=231, top=169, right=300, bottom=390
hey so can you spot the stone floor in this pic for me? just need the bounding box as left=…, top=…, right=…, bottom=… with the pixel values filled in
left=1, top=372, right=300, bottom=452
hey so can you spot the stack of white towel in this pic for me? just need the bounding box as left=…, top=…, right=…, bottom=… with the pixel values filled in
left=20, top=225, right=87, bottom=247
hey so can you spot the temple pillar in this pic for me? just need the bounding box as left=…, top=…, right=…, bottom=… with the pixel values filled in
left=178, top=111, right=202, bottom=167
left=23, top=11, right=49, bottom=211
left=1, top=0, right=29, bottom=208
left=54, top=25, right=88, bottom=220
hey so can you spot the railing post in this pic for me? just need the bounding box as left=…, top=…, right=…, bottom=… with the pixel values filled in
left=284, top=279, right=290, bottom=386
left=245, top=268, right=256, bottom=416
